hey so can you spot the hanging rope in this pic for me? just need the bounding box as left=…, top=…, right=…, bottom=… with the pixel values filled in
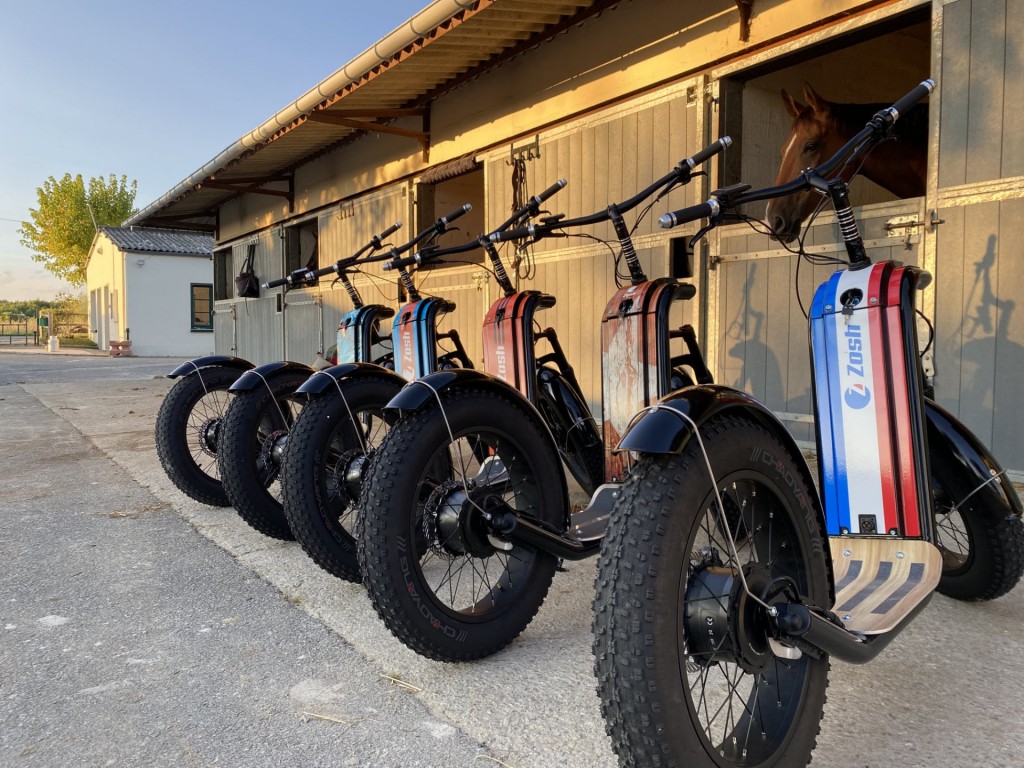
left=509, top=155, right=536, bottom=281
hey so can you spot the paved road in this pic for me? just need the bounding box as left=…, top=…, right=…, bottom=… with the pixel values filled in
left=2, top=351, right=1023, bottom=767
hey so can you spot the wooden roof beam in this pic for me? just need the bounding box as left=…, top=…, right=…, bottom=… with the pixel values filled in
left=308, top=108, right=430, bottom=161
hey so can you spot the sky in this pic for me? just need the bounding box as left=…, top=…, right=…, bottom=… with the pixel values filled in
left=0, top=0, right=431, bottom=301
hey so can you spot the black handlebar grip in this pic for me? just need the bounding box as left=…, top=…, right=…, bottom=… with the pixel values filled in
left=376, top=221, right=403, bottom=241
left=383, top=254, right=420, bottom=272
left=531, top=179, right=567, bottom=206
left=890, top=79, right=936, bottom=119
left=490, top=225, right=533, bottom=243
left=686, top=136, right=733, bottom=169
left=659, top=200, right=721, bottom=229
left=308, top=264, right=339, bottom=278
left=262, top=277, right=288, bottom=289
left=440, top=204, right=472, bottom=226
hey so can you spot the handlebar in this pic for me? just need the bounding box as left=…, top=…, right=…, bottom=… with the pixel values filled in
left=372, top=221, right=403, bottom=247
left=384, top=181, right=570, bottom=272
left=299, top=221, right=406, bottom=282
left=383, top=238, right=481, bottom=271
left=687, top=136, right=733, bottom=170
left=489, top=137, right=731, bottom=243
left=262, top=270, right=304, bottom=290
left=532, top=179, right=567, bottom=206
left=440, top=204, right=472, bottom=227
left=888, top=79, right=936, bottom=123
left=658, top=80, right=935, bottom=229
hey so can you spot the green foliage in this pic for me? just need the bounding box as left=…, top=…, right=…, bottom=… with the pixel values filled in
left=19, top=173, right=138, bottom=286
left=52, top=290, right=87, bottom=315
left=0, top=299, right=51, bottom=319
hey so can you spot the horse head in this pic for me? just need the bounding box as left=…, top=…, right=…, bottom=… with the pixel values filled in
left=765, top=83, right=847, bottom=243
left=766, top=84, right=928, bottom=244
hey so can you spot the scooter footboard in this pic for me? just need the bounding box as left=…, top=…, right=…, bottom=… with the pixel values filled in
left=809, top=263, right=932, bottom=539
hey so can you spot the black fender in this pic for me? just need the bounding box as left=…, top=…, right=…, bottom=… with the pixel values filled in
left=385, top=369, right=530, bottom=414
left=385, top=368, right=570, bottom=522
left=228, top=360, right=315, bottom=392
left=296, top=362, right=408, bottom=396
left=925, top=398, right=1022, bottom=522
left=621, top=384, right=823, bottom=525
left=619, top=383, right=830, bottom=596
left=618, top=385, right=808, bottom=468
left=167, top=355, right=254, bottom=378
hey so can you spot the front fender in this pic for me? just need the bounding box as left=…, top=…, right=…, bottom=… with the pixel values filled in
left=297, top=362, right=408, bottom=396
left=619, top=385, right=804, bottom=456
left=619, top=385, right=819, bottom=516
left=386, top=367, right=570, bottom=527
left=384, top=369, right=534, bottom=414
left=925, top=399, right=1022, bottom=521
left=620, top=384, right=830, bottom=597
left=229, top=360, right=315, bottom=392
left=167, top=355, right=254, bottom=378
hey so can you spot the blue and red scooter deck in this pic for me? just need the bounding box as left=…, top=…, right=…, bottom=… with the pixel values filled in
left=809, top=262, right=931, bottom=539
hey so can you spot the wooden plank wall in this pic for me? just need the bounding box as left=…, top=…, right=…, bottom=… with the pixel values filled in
left=934, top=0, right=1024, bottom=466
left=227, top=231, right=284, bottom=364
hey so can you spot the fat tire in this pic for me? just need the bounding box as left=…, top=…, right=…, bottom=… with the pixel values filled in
left=155, top=367, right=241, bottom=506
left=593, top=416, right=830, bottom=768
left=218, top=371, right=310, bottom=540
left=933, top=476, right=1024, bottom=601
left=358, top=388, right=565, bottom=661
left=280, top=375, right=402, bottom=582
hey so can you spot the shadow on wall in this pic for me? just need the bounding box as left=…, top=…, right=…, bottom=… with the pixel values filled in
left=723, top=261, right=812, bottom=439
left=946, top=234, right=1024, bottom=458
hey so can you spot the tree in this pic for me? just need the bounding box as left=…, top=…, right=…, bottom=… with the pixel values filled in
left=19, top=173, right=138, bottom=286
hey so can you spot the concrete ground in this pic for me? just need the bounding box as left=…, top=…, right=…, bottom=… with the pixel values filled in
left=1, top=347, right=1022, bottom=767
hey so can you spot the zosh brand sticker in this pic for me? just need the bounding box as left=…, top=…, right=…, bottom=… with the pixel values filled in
left=495, top=344, right=507, bottom=380
left=842, top=323, right=871, bottom=409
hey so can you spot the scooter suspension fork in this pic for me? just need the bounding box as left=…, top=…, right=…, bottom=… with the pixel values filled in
left=609, top=204, right=647, bottom=285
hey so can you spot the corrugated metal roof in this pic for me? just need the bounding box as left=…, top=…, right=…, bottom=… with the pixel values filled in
left=129, top=0, right=615, bottom=231
left=101, top=226, right=213, bottom=256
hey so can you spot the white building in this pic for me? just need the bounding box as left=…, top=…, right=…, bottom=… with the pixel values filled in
left=86, top=226, right=214, bottom=356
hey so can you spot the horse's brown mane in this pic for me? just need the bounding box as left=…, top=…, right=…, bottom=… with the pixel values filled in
left=827, top=101, right=928, bottom=147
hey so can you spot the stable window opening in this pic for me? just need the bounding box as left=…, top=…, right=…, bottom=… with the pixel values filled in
left=191, top=283, right=213, bottom=331
left=284, top=219, right=320, bottom=283
left=213, top=248, right=231, bottom=300
left=415, top=166, right=485, bottom=267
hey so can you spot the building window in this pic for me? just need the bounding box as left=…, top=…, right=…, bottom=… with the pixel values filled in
left=415, top=167, right=484, bottom=267
left=191, top=283, right=214, bottom=331
left=284, top=218, right=319, bottom=281
left=213, top=248, right=231, bottom=300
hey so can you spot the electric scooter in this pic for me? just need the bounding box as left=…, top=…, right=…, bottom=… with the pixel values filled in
left=279, top=193, right=572, bottom=583
left=592, top=79, right=1024, bottom=768
left=357, top=144, right=725, bottom=662
left=218, top=212, right=476, bottom=550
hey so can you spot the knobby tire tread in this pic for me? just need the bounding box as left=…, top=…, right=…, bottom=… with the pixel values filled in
left=592, top=416, right=829, bottom=768
left=279, top=375, right=401, bottom=583
left=155, top=367, right=240, bottom=507
left=938, top=502, right=1024, bottom=601
left=218, top=372, right=310, bottom=541
left=358, top=388, right=562, bottom=662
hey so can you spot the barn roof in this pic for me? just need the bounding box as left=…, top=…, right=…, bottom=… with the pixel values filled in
left=127, top=0, right=613, bottom=232
left=100, top=226, right=213, bottom=256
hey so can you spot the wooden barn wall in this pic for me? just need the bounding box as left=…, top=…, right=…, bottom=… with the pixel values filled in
left=214, top=231, right=284, bottom=363
left=212, top=0, right=883, bottom=245
left=479, top=80, right=706, bottom=413
left=932, top=0, right=1024, bottom=468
